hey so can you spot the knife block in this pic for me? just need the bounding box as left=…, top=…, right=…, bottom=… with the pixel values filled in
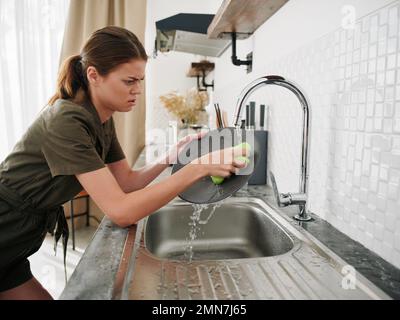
left=248, top=130, right=268, bottom=185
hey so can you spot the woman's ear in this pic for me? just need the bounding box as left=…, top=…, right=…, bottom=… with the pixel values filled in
left=86, top=66, right=101, bottom=86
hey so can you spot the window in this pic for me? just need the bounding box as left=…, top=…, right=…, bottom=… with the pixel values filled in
left=0, top=0, right=70, bottom=160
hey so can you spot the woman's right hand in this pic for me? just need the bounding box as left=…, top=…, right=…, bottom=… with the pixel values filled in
left=189, top=144, right=250, bottom=179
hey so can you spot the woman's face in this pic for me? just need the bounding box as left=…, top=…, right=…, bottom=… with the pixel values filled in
left=90, top=59, right=146, bottom=112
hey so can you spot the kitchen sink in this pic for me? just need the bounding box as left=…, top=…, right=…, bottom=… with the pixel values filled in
left=115, top=197, right=392, bottom=299
left=144, top=201, right=294, bottom=261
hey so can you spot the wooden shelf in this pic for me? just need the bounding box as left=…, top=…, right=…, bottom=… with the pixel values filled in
left=187, top=61, right=215, bottom=78
left=207, top=0, right=288, bottom=40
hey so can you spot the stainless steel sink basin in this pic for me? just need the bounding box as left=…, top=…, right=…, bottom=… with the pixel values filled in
left=144, top=201, right=294, bottom=261
left=116, top=197, right=391, bottom=300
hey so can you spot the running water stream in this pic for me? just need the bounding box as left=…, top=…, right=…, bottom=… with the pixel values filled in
left=184, top=185, right=227, bottom=262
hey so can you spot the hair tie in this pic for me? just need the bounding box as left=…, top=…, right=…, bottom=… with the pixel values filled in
left=73, top=56, right=87, bottom=88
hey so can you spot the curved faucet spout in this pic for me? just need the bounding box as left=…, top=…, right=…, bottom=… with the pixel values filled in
left=232, top=75, right=312, bottom=221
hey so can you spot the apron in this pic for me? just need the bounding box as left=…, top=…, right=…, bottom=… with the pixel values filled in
left=0, top=182, right=69, bottom=282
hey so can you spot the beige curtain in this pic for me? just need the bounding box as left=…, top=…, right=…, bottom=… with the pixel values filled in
left=60, top=0, right=147, bottom=167
left=60, top=0, right=147, bottom=227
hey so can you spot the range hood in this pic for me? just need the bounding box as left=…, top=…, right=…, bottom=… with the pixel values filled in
left=155, top=13, right=230, bottom=57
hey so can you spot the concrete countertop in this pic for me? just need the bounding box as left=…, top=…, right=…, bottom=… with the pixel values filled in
left=60, top=145, right=400, bottom=300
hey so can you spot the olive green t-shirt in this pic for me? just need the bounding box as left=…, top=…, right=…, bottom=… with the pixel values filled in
left=0, top=98, right=125, bottom=209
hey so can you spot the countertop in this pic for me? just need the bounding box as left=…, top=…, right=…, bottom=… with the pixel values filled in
left=59, top=145, right=400, bottom=300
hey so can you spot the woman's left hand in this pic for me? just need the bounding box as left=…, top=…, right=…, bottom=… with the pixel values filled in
left=165, top=130, right=207, bottom=165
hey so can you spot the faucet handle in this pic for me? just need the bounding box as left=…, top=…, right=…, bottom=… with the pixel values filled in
left=269, top=171, right=291, bottom=207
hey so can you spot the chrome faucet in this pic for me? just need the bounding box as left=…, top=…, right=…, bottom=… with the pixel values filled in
left=232, top=75, right=312, bottom=221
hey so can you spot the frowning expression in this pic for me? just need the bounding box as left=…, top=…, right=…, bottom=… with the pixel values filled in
left=89, top=59, right=146, bottom=112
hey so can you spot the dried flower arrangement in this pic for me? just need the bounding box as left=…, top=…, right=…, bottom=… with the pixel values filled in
left=160, top=87, right=209, bottom=125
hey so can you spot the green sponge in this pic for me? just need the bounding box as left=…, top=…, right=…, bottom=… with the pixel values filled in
left=211, top=176, right=225, bottom=185
left=211, top=154, right=250, bottom=185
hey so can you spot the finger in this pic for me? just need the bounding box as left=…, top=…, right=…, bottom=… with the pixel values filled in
left=220, top=147, right=235, bottom=164
left=208, top=151, right=222, bottom=165
left=178, top=136, right=190, bottom=146
left=233, top=159, right=247, bottom=168
left=227, top=164, right=236, bottom=173
left=213, top=167, right=232, bottom=178
left=221, top=170, right=231, bottom=178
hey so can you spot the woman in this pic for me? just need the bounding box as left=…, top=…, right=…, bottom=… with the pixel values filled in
left=0, top=26, right=247, bottom=299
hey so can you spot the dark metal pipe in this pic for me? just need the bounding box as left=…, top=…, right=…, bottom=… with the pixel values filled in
left=231, top=32, right=252, bottom=66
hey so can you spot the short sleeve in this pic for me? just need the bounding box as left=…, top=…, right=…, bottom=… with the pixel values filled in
left=41, top=107, right=106, bottom=177
left=105, top=119, right=125, bottom=164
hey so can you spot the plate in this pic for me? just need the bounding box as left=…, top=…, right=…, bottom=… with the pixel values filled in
left=171, top=127, right=259, bottom=204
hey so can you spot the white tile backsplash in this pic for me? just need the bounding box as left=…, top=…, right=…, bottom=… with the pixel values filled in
left=214, top=1, right=400, bottom=268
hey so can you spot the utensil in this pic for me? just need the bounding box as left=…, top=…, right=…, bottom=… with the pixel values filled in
left=213, top=103, right=220, bottom=128
left=214, top=103, right=223, bottom=128
left=260, top=104, right=265, bottom=130
left=216, top=103, right=224, bottom=128
left=221, top=109, right=228, bottom=128
left=171, top=127, right=259, bottom=204
left=249, top=101, right=255, bottom=129
left=245, top=104, right=250, bottom=128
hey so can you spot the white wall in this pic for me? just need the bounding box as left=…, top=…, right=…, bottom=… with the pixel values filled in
left=213, top=0, right=400, bottom=268
left=144, top=0, right=400, bottom=269
left=145, top=0, right=223, bottom=142
left=214, top=0, right=395, bottom=117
